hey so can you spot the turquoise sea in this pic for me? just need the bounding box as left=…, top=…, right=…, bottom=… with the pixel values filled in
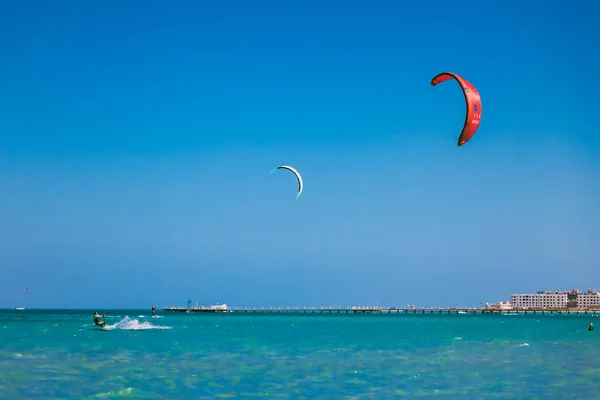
left=1, top=309, right=599, bottom=399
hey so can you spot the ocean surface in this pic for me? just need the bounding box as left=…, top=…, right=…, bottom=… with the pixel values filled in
left=1, top=309, right=599, bottom=399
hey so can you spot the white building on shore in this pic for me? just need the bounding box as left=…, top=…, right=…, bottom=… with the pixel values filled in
left=510, top=290, right=567, bottom=309
left=509, top=288, right=600, bottom=309
left=571, top=289, right=600, bottom=308
left=486, top=301, right=513, bottom=311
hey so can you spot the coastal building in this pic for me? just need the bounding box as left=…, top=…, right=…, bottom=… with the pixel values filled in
left=568, top=289, right=600, bottom=308
left=510, top=290, right=567, bottom=309
left=486, top=301, right=513, bottom=311
left=210, top=303, right=230, bottom=311
left=509, top=288, right=600, bottom=309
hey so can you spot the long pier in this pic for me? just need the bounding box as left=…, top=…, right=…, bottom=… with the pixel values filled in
left=162, top=306, right=600, bottom=316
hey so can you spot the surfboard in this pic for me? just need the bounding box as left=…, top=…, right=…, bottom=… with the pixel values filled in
left=91, top=325, right=108, bottom=331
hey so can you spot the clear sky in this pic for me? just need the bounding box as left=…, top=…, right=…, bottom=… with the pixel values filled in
left=1, top=0, right=599, bottom=309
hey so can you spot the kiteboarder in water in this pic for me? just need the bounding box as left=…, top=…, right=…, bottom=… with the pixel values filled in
left=152, top=305, right=157, bottom=317
left=94, top=312, right=107, bottom=328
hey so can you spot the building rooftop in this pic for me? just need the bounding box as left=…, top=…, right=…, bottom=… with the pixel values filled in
left=514, top=288, right=597, bottom=295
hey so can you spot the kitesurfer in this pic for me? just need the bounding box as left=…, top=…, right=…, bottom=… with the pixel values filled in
left=94, top=312, right=107, bottom=328
left=152, top=305, right=157, bottom=317
left=589, top=322, right=594, bottom=331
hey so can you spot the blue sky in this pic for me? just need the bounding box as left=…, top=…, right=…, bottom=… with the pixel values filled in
left=1, top=0, right=599, bottom=309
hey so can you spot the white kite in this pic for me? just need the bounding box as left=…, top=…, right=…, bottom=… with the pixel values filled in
left=270, top=165, right=303, bottom=199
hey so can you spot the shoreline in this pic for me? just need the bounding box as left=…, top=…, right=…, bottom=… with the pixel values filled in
left=164, top=306, right=600, bottom=315
left=5, top=307, right=600, bottom=316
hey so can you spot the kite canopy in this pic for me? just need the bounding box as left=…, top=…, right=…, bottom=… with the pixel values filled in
left=431, top=72, right=481, bottom=146
left=270, top=165, right=303, bottom=199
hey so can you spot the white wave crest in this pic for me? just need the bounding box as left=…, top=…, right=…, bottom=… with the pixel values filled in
left=103, top=316, right=171, bottom=331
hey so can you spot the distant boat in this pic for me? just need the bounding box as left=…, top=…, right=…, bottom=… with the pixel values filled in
left=15, top=307, right=25, bottom=311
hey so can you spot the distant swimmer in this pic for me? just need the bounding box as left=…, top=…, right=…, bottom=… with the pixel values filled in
left=94, top=312, right=107, bottom=328
left=589, top=322, right=594, bottom=331
left=152, top=305, right=157, bottom=317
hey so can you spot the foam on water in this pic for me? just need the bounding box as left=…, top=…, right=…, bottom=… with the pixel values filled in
left=103, top=316, right=171, bottom=331
left=94, top=387, right=134, bottom=397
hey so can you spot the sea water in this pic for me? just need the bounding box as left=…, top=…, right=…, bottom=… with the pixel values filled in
left=1, top=310, right=599, bottom=399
